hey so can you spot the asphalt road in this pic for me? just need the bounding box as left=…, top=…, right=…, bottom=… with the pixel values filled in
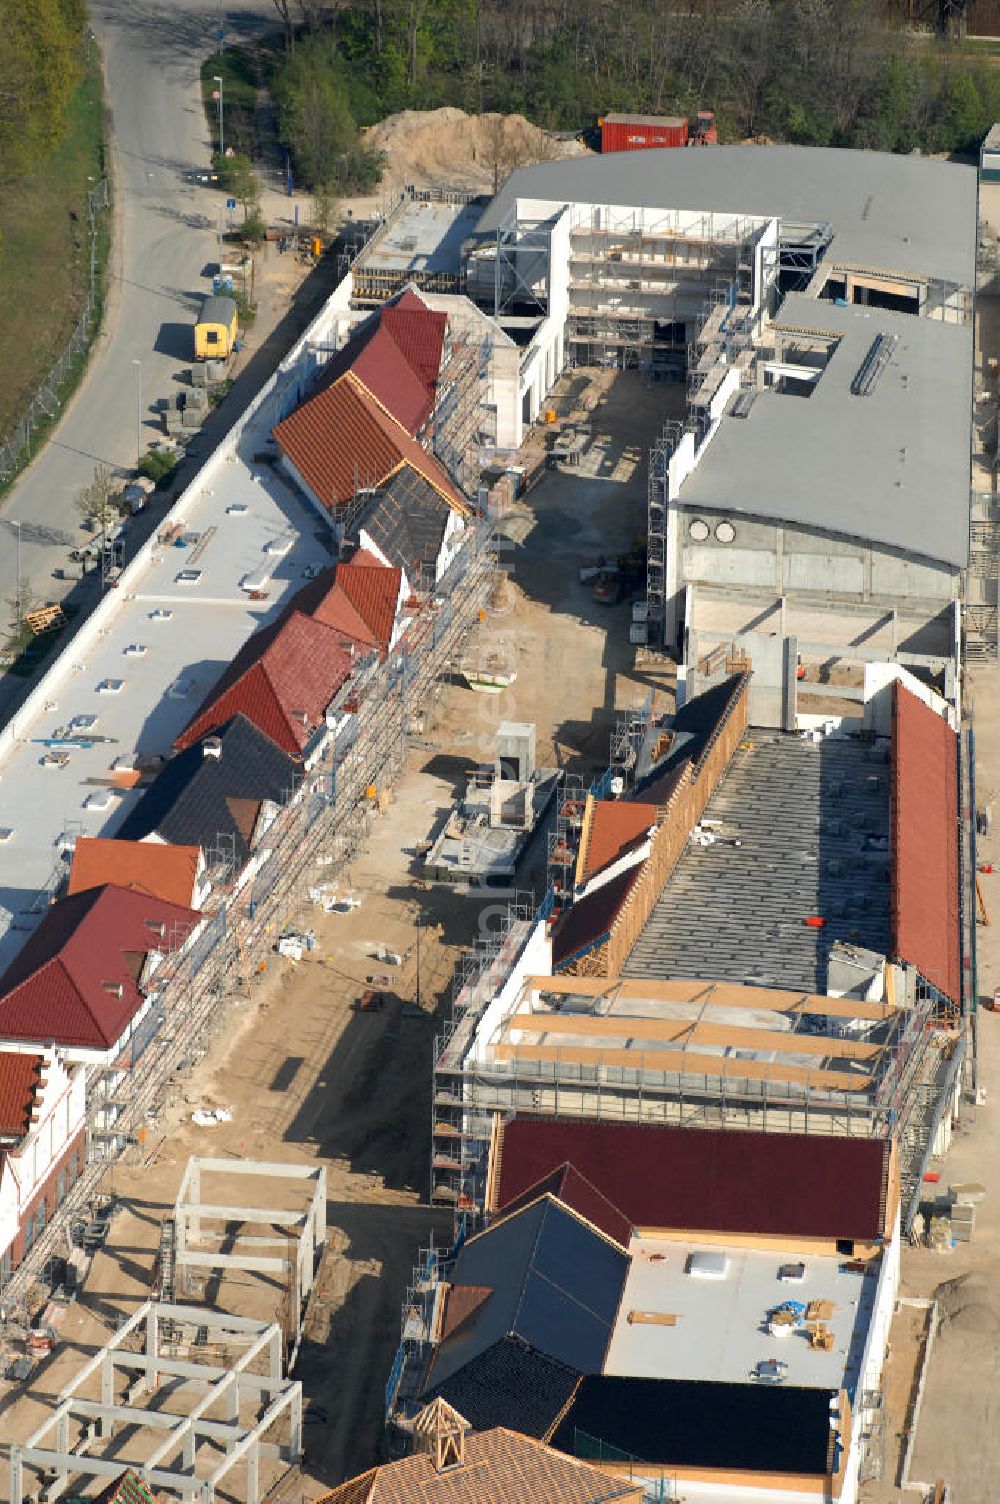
left=0, top=0, right=276, bottom=639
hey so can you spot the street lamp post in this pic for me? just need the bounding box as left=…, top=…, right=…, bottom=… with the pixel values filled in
left=213, top=75, right=224, bottom=159
left=132, top=359, right=142, bottom=472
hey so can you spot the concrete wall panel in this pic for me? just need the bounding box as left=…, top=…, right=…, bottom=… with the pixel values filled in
left=871, top=553, right=954, bottom=600
left=684, top=546, right=777, bottom=588
left=784, top=553, right=864, bottom=594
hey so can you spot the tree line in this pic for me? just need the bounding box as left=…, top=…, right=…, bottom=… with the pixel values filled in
left=262, top=0, right=1000, bottom=192
left=0, top=0, right=89, bottom=183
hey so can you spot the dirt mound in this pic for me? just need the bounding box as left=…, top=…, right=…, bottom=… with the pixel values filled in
left=363, top=107, right=591, bottom=196
left=936, top=1272, right=1000, bottom=1335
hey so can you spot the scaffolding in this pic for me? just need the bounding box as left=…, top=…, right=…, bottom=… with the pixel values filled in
left=1, top=519, right=498, bottom=1313
left=432, top=324, right=494, bottom=498
left=565, top=206, right=761, bottom=372
left=966, top=491, right=999, bottom=663
left=10, top=1301, right=301, bottom=1504
left=645, top=421, right=680, bottom=647
left=546, top=774, right=587, bottom=901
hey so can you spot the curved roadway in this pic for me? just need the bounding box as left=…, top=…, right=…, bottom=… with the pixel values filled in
left=0, top=0, right=274, bottom=629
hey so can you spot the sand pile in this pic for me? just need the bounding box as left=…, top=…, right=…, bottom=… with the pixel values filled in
left=362, top=107, right=591, bottom=196
left=936, top=1272, right=1000, bottom=1341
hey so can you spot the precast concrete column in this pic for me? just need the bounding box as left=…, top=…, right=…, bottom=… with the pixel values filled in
left=289, top=1385, right=303, bottom=1462
left=246, top=1438, right=260, bottom=1504
left=101, top=1356, right=114, bottom=1434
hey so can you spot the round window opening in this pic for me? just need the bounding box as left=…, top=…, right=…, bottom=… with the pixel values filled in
left=689, top=518, right=710, bottom=541
left=715, top=520, right=736, bottom=543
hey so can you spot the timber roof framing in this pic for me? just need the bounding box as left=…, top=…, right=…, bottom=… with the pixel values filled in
left=490, top=972, right=902, bottom=1098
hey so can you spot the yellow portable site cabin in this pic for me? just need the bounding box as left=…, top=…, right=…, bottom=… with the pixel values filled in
left=194, top=294, right=238, bottom=360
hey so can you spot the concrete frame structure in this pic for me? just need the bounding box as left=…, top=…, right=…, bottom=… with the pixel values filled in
left=10, top=1301, right=302, bottom=1504
left=461, top=146, right=980, bottom=667
left=173, top=1158, right=326, bottom=1326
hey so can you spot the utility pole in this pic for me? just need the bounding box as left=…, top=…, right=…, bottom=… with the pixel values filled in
left=132, top=359, right=142, bottom=472
left=415, top=910, right=421, bottom=1009
left=13, top=520, right=22, bottom=627
left=213, top=75, right=224, bottom=159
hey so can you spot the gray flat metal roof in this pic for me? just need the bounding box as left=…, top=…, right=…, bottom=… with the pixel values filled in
left=476, top=146, right=977, bottom=286
left=0, top=429, right=332, bottom=973
left=679, top=295, right=973, bottom=568
left=603, top=1234, right=877, bottom=1393
left=623, top=730, right=892, bottom=995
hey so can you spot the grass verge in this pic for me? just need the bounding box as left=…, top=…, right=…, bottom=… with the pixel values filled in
left=0, top=55, right=109, bottom=457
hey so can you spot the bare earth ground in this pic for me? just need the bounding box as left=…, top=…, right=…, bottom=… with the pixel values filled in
left=0, top=369, right=673, bottom=1502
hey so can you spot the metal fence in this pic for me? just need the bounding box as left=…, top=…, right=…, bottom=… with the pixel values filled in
left=0, top=176, right=110, bottom=486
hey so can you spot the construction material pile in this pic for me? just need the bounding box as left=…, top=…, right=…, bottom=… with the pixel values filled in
left=362, top=108, right=591, bottom=196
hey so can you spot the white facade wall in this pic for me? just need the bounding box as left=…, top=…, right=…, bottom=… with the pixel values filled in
left=0, top=1052, right=86, bottom=1263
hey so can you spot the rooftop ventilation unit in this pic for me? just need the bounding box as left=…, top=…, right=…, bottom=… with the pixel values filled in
left=202, top=736, right=223, bottom=760
left=850, top=332, right=898, bottom=397
left=685, top=1251, right=729, bottom=1279
left=730, top=389, right=757, bottom=419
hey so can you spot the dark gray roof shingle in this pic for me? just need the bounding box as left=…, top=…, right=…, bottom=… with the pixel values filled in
left=116, top=715, right=299, bottom=867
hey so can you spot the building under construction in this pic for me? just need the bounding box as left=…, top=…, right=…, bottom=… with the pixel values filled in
left=430, top=670, right=966, bottom=1237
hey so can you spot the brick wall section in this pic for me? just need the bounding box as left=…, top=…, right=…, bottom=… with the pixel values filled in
left=601, top=674, right=751, bottom=977
left=7, top=1127, right=86, bottom=1269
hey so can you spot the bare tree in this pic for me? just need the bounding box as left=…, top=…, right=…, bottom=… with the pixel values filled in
left=74, top=463, right=118, bottom=537
left=272, top=0, right=295, bottom=50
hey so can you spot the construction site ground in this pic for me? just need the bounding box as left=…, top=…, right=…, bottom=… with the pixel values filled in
left=0, top=368, right=674, bottom=1502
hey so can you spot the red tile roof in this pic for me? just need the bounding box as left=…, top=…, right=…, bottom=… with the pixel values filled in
left=68, top=838, right=202, bottom=909
left=273, top=371, right=466, bottom=515
left=309, top=290, right=446, bottom=436
left=493, top=1116, right=891, bottom=1243
left=335, top=552, right=402, bottom=650
left=351, top=327, right=438, bottom=435
left=0, top=886, right=199, bottom=1052
left=381, top=290, right=447, bottom=393
left=579, top=801, right=657, bottom=883
left=175, top=610, right=356, bottom=756
left=891, top=682, right=961, bottom=1005
left=0, top=1051, right=43, bottom=1137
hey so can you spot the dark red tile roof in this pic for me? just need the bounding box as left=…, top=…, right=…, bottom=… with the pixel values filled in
left=0, top=1051, right=43, bottom=1137
left=0, top=886, right=199, bottom=1052
left=494, top=1116, right=890, bottom=1242
left=551, top=866, right=640, bottom=971
left=273, top=371, right=465, bottom=514
left=175, top=611, right=355, bottom=756
left=580, top=801, right=657, bottom=883
left=496, top=1162, right=634, bottom=1247
left=891, top=683, right=961, bottom=1005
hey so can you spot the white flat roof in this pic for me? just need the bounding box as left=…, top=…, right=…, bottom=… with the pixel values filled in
left=0, top=418, right=331, bottom=972
left=603, top=1234, right=877, bottom=1392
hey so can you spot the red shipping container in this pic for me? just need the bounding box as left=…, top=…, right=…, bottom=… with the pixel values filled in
left=601, top=114, right=689, bottom=153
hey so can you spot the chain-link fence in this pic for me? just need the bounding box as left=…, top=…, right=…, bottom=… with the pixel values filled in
left=0, top=175, right=110, bottom=487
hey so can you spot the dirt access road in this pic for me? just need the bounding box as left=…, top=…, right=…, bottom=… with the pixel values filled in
left=0, top=369, right=674, bottom=1500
